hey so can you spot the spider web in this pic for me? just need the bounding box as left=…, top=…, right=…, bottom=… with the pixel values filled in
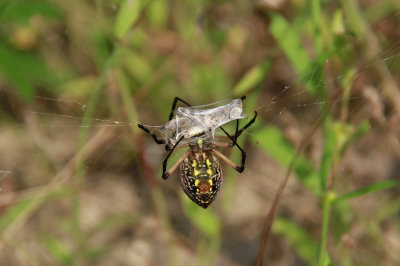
left=1, top=28, right=399, bottom=181
left=1, top=37, right=397, bottom=190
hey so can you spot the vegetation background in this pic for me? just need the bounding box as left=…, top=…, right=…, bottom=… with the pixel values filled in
left=0, top=0, right=399, bottom=265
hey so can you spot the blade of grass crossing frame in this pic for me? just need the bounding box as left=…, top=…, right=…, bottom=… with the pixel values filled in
left=334, top=180, right=400, bottom=203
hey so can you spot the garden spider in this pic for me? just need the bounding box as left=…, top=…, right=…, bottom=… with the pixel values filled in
left=138, top=97, right=257, bottom=208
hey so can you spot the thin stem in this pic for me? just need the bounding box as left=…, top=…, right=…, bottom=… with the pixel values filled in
left=318, top=192, right=334, bottom=265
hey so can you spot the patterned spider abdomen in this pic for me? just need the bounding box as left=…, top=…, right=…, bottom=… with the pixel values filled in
left=180, top=150, right=222, bottom=208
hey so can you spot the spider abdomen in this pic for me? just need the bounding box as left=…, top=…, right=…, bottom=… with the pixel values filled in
left=180, top=150, right=222, bottom=208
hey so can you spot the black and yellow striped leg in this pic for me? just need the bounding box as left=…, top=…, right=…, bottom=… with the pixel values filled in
left=138, top=123, right=165, bottom=144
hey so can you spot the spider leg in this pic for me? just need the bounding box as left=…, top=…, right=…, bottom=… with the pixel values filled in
left=140, top=97, right=192, bottom=149
left=235, top=117, right=239, bottom=137
left=164, top=150, right=191, bottom=180
left=212, top=148, right=244, bottom=173
left=234, top=111, right=257, bottom=139
left=164, top=97, right=191, bottom=151
left=214, top=142, right=233, bottom=148
left=218, top=127, right=246, bottom=173
left=162, top=136, right=184, bottom=179
left=138, top=123, right=165, bottom=144
left=169, top=97, right=191, bottom=121
left=218, top=111, right=257, bottom=173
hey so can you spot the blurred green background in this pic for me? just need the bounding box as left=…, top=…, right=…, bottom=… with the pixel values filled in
left=1, top=0, right=400, bottom=265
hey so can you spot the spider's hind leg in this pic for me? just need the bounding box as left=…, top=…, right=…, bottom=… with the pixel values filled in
left=138, top=123, right=165, bottom=145
left=217, top=111, right=257, bottom=173
left=219, top=126, right=246, bottom=173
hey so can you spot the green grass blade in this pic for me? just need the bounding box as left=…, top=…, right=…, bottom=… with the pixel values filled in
left=114, top=0, right=149, bottom=38
left=269, top=12, right=311, bottom=80
left=147, top=0, right=168, bottom=28
left=0, top=189, right=73, bottom=233
left=334, top=180, right=400, bottom=203
left=233, top=60, right=271, bottom=95
left=274, top=217, right=319, bottom=265
left=319, top=117, right=335, bottom=192
left=339, top=0, right=367, bottom=38
left=311, top=0, right=323, bottom=53
left=0, top=44, right=58, bottom=100
left=318, top=192, right=334, bottom=266
left=269, top=12, right=328, bottom=95
left=181, top=194, right=220, bottom=238
left=343, top=120, right=370, bottom=151
left=0, top=200, right=31, bottom=233
left=41, top=234, right=73, bottom=266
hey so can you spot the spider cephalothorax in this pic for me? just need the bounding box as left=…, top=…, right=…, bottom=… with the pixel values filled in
left=138, top=97, right=256, bottom=208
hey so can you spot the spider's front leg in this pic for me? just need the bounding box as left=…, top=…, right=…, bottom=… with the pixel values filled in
left=168, top=97, right=191, bottom=121
left=234, top=111, right=258, bottom=140
left=138, top=124, right=165, bottom=145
